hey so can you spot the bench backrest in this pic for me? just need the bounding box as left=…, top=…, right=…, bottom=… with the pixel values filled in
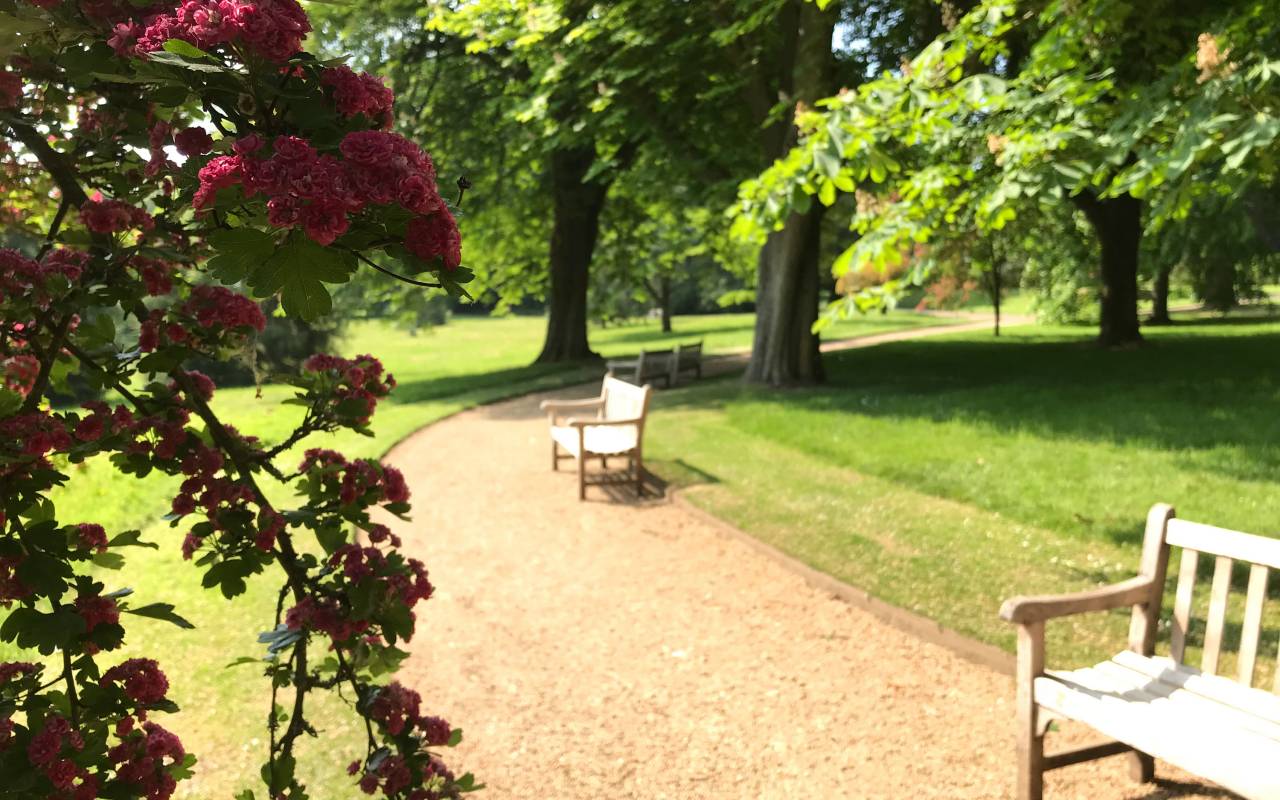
left=636, top=349, right=673, bottom=380
left=1135, top=505, right=1280, bottom=691
left=601, top=375, right=651, bottom=425
left=675, top=341, right=702, bottom=368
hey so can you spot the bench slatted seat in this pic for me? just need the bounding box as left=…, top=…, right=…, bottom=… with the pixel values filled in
left=538, top=376, right=651, bottom=500
left=1001, top=504, right=1280, bottom=799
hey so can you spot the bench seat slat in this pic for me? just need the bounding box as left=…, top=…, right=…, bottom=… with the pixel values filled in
left=1035, top=665, right=1280, bottom=799
left=1111, top=650, right=1280, bottom=724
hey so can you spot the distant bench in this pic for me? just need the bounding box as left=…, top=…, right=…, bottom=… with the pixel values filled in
left=605, top=340, right=703, bottom=388
left=1000, top=503, right=1280, bottom=799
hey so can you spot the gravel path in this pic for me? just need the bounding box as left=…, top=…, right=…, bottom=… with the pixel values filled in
left=386, top=364, right=1229, bottom=799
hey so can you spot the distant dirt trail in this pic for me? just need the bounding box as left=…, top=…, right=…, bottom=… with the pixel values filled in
left=385, top=322, right=1227, bottom=800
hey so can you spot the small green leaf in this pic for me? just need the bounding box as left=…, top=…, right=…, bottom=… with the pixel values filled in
left=125, top=602, right=196, bottom=629
left=161, top=39, right=210, bottom=59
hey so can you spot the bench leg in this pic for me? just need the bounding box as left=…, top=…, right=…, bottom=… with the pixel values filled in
left=1127, top=752, right=1154, bottom=784
left=551, top=439, right=558, bottom=471
left=577, top=453, right=586, bottom=501
left=1016, top=622, right=1045, bottom=800
left=601, top=455, right=608, bottom=469
left=633, top=452, right=643, bottom=498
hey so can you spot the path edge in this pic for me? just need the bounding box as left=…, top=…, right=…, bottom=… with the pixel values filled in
left=667, top=487, right=1016, bottom=676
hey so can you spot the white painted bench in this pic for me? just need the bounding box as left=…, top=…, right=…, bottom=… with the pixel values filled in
left=539, top=376, right=651, bottom=501
left=1001, top=504, right=1280, bottom=799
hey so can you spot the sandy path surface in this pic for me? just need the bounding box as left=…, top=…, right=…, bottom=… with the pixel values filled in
left=386, top=375, right=1230, bottom=799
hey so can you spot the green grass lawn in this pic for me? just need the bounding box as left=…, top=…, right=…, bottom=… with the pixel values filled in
left=9, top=309, right=947, bottom=798
left=646, top=312, right=1280, bottom=683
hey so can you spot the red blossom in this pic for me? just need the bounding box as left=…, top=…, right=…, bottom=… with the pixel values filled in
left=174, top=126, right=213, bottom=156
left=102, top=658, right=170, bottom=705
left=405, top=210, right=462, bottom=270
left=74, top=523, right=109, bottom=554
left=74, top=594, right=120, bottom=634
left=0, top=72, right=22, bottom=109
left=320, top=66, right=394, bottom=127
left=79, top=198, right=154, bottom=235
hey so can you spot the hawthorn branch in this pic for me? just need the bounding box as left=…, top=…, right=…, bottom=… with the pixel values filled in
left=347, top=249, right=443, bottom=289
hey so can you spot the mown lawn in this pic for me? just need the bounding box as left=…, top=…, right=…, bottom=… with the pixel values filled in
left=646, top=313, right=1280, bottom=682
left=8, top=309, right=945, bottom=798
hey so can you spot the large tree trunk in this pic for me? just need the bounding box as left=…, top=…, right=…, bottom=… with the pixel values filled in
left=536, top=146, right=609, bottom=363
left=1149, top=264, right=1172, bottom=325
left=1074, top=191, right=1144, bottom=347
left=746, top=206, right=827, bottom=385
left=744, top=1, right=836, bottom=386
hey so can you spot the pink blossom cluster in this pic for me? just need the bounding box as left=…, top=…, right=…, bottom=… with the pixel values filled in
left=127, top=255, right=177, bottom=296
left=109, top=721, right=184, bottom=800
left=0, top=247, right=86, bottom=309
left=113, top=0, right=312, bottom=64
left=74, top=523, right=109, bottom=554
left=75, top=593, right=121, bottom=636
left=368, top=682, right=450, bottom=739
left=321, top=66, right=394, bottom=127
left=284, top=594, right=369, bottom=642
left=405, top=209, right=462, bottom=271
left=103, top=658, right=171, bottom=705
left=80, top=197, right=155, bottom=236
left=0, top=661, right=39, bottom=685
left=139, top=286, right=266, bottom=352
left=2, top=354, right=40, bottom=396
left=0, top=71, right=22, bottom=109
left=330, top=544, right=434, bottom=608
left=1, top=410, right=72, bottom=461
left=300, top=449, right=411, bottom=509
left=174, top=125, right=213, bottom=156
left=27, top=714, right=97, bottom=797
left=0, top=555, right=31, bottom=606
left=303, top=353, right=397, bottom=426
left=194, top=132, right=458, bottom=260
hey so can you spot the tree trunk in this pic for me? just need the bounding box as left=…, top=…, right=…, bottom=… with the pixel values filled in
left=1149, top=265, right=1172, bottom=325
left=658, top=275, right=672, bottom=333
left=536, top=146, right=609, bottom=363
left=1074, top=191, right=1144, bottom=347
left=990, top=262, right=1003, bottom=337
left=744, top=0, right=836, bottom=386
left=745, top=206, right=827, bottom=385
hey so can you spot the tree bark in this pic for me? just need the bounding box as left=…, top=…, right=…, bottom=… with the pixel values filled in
left=746, top=206, right=827, bottom=385
left=536, top=146, right=609, bottom=363
left=1074, top=191, right=1144, bottom=347
left=744, top=0, right=836, bottom=386
left=658, top=275, right=673, bottom=333
left=1149, top=264, right=1172, bottom=325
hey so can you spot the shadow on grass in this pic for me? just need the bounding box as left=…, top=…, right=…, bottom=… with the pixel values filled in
left=724, top=326, right=1280, bottom=484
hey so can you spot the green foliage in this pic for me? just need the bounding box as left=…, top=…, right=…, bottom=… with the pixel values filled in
left=734, top=0, right=1280, bottom=327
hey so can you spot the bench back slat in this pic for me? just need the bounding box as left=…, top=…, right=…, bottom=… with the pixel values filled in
left=1170, top=547, right=1200, bottom=664
left=602, top=375, right=650, bottom=423
left=1201, top=555, right=1234, bottom=675
left=1166, top=519, right=1280, bottom=570
left=1150, top=511, right=1279, bottom=690
left=1238, top=565, right=1270, bottom=686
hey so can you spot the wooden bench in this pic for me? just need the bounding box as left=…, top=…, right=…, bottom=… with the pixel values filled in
left=605, top=340, right=703, bottom=388
left=606, top=349, right=673, bottom=387
left=538, top=376, right=651, bottom=501
left=667, top=340, right=703, bottom=386
left=1001, top=504, right=1280, bottom=800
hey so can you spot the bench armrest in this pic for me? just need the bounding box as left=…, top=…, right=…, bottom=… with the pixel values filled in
left=562, top=417, right=642, bottom=428
left=999, top=576, right=1155, bottom=625
left=539, top=397, right=604, bottom=412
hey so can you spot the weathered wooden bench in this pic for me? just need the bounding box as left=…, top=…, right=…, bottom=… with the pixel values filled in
left=1001, top=504, right=1280, bottom=800
left=606, top=349, right=673, bottom=387
left=667, top=340, right=703, bottom=386
left=605, top=340, right=703, bottom=388
left=539, top=375, right=651, bottom=501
